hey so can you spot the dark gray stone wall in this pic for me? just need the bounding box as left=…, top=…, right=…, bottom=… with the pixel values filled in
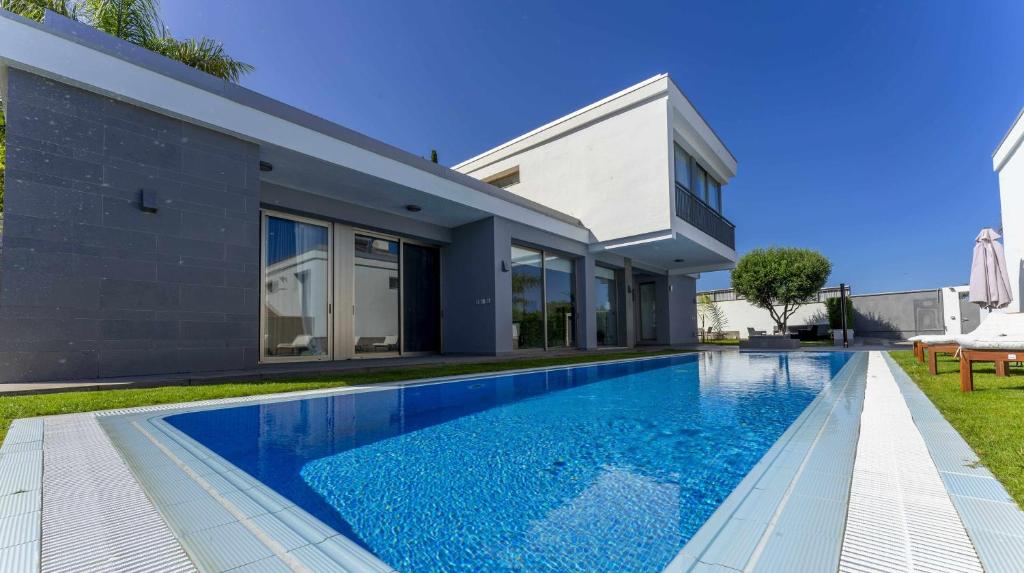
left=850, top=289, right=945, bottom=339
left=0, top=69, right=260, bottom=382
left=441, top=218, right=500, bottom=355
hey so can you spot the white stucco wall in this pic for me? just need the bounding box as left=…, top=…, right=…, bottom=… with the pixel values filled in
left=995, top=112, right=1024, bottom=313
left=458, top=97, right=673, bottom=243
left=705, top=299, right=829, bottom=339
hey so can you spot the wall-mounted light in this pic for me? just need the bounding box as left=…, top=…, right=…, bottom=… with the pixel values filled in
left=405, top=204, right=422, bottom=213
left=501, top=260, right=510, bottom=272
left=140, top=189, right=159, bottom=213
left=259, top=161, right=274, bottom=172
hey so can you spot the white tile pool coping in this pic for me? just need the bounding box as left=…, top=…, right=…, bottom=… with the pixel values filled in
left=2, top=350, right=1023, bottom=572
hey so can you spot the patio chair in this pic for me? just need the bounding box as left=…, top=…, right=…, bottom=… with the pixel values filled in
left=276, top=334, right=313, bottom=356
left=372, top=335, right=399, bottom=352
left=747, top=327, right=767, bottom=337
left=908, top=333, right=958, bottom=374
left=957, top=313, right=1024, bottom=392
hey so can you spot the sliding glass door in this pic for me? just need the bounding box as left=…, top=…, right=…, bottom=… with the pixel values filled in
left=510, top=245, right=576, bottom=350
left=261, top=210, right=441, bottom=363
left=402, top=243, right=441, bottom=353
left=261, top=214, right=331, bottom=361
left=353, top=234, right=401, bottom=356
left=545, top=255, right=575, bottom=348
left=511, top=246, right=545, bottom=350
left=595, top=266, right=619, bottom=346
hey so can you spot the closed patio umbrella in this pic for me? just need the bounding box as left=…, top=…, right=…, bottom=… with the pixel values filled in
left=968, top=228, right=1013, bottom=309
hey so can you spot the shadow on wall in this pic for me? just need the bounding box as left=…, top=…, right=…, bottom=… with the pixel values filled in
left=852, top=310, right=901, bottom=340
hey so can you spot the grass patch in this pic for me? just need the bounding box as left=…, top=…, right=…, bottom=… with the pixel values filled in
left=890, top=350, right=1024, bottom=506
left=0, top=349, right=683, bottom=443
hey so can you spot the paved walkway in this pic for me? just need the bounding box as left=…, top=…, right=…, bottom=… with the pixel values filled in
left=840, top=352, right=982, bottom=572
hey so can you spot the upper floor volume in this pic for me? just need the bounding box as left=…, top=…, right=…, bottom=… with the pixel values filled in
left=454, top=74, right=738, bottom=274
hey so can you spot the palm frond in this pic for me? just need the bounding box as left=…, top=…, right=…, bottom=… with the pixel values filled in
left=83, top=0, right=159, bottom=45
left=1, top=0, right=81, bottom=21
left=147, top=35, right=254, bottom=82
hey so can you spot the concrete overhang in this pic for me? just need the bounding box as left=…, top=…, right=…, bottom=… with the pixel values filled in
left=589, top=227, right=736, bottom=275
left=0, top=10, right=591, bottom=243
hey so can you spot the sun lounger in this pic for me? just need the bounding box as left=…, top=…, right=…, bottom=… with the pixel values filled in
left=956, top=313, right=1024, bottom=391
left=908, top=334, right=958, bottom=373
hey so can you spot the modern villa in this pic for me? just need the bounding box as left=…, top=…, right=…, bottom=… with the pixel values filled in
left=0, top=10, right=735, bottom=384
left=5, top=8, right=1024, bottom=573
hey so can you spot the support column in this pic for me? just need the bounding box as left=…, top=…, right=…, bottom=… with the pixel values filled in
left=575, top=254, right=597, bottom=350
left=623, top=259, right=636, bottom=347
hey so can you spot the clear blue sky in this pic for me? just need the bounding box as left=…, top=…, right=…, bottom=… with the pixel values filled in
left=161, top=0, right=1024, bottom=295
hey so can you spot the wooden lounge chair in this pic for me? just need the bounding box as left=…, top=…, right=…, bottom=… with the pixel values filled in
left=957, top=313, right=1024, bottom=392
left=908, top=334, right=958, bottom=374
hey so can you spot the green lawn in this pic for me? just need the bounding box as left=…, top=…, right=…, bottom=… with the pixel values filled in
left=0, top=349, right=683, bottom=443
left=890, top=350, right=1024, bottom=506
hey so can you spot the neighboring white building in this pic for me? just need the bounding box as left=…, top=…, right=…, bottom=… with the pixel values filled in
left=994, top=108, right=1024, bottom=313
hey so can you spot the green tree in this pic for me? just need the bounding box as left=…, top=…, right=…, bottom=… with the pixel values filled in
left=0, top=0, right=253, bottom=207
left=731, top=248, right=832, bottom=334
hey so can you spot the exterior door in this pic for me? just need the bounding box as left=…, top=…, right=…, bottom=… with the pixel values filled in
left=638, top=282, right=657, bottom=342
left=260, top=212, right=332, bottom=362
left=402, top=243, right=441, bottom=353
left=959, top=292, right=982, bottom=334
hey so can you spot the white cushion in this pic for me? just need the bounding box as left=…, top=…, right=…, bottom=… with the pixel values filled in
left=956, top=312, right=1024, bottom=349
left=910, top=334, right=956, bottom=344
left=959, top=337, right=1024, bottom=351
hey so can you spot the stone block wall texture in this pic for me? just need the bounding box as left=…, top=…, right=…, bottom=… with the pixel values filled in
left=0, top=69, right=260, bottom=382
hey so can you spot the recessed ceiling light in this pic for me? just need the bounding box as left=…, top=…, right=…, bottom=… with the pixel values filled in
left=405, top=204, right=422, bottom=212
left=674, top=258, right=685, bottom=263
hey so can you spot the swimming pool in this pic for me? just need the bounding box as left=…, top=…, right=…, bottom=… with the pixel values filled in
left=166, top=352, right=852, bottom=572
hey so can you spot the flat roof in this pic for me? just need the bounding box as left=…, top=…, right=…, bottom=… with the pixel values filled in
left=993, top=106, right=1024, bottom=172
left=0, top=9, right=585, bottom=231
left=453, top=73, right=737, bottom=172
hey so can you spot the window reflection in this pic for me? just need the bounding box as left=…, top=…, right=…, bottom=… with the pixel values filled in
left=264, top=216, right=330, bottom=358
left=545, top=255, right=575, bottom=348
left=354, top=235, right=400, bottom=355
left=511, top=246, right=544, bottom=349
left=595, top=266, right=619, bottom=346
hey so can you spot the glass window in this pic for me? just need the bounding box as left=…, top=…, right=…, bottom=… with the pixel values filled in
left=692, top=162, right=707, bottom=203
left=511, top=246, right=544, bottom=349
left=673, top=144, right=691, bottom=191
left=487, top=168, right=520, bottom=189
left=708, top=177, right=721, bottom=212
left=263, top=216, right=330, bottom=359
left=354, top=235, right=400, bottom=355
left=595, top=266, right=619, bottom=346
left=545, top=255, right=576, bottom=348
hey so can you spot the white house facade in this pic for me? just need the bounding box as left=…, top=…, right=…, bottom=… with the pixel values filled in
left=994, top=108, right=1024, bottom=313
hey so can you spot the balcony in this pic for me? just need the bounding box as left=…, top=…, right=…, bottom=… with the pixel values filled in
left=675, top=184, right=735, bottom=249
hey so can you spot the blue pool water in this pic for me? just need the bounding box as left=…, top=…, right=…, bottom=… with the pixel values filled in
left=167, top=352, right=851, bottom=572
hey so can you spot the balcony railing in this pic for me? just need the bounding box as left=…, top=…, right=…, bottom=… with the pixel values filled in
left=675, top=184, right=735, bottom=249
